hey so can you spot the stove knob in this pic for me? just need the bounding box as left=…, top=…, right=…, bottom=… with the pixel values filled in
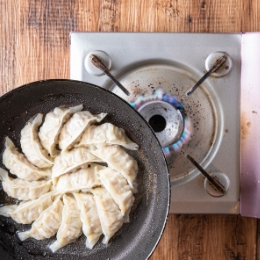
left=84, top=50, right=112, bottom=76
left=205, top=51, right=232, bottom=77
left=204, top=172, right=230, bottom=197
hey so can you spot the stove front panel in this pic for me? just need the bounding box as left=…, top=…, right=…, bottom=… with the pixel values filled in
left=70, top=32, right=241, bottom=214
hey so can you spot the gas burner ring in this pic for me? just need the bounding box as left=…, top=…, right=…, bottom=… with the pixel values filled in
left=138, top=100, right=184, bottom=147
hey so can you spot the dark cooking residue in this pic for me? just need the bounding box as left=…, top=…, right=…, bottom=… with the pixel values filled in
left=0, top=216, right=16, bottom=257
left=0, top=217, right=17, bottom=236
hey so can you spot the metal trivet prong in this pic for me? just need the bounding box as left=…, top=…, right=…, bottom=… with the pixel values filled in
left=186, top=55, right=227, bottom=96
left=186, top=154, right=225, bottom=194
left=91, top=54, right=130, bottom=96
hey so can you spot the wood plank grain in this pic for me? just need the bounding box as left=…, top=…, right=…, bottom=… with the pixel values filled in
left=0, top=1, right=259, bottom=260
left=150, top=215, right=256, bottom=260
left=0, top=0, right=19, bottom=95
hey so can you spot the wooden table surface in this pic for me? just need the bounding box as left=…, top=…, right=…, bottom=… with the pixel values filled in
left=0, top=1, right=259, bottom=259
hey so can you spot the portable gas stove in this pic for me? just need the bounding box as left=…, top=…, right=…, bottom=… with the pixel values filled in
left=70, top=32, right=258, bottom=215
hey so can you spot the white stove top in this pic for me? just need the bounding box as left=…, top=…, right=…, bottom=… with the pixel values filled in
left=70, top=32, right=241, bottom=214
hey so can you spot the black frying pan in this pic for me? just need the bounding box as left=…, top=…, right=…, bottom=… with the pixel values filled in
left=0, top=80, right=170, bottom=260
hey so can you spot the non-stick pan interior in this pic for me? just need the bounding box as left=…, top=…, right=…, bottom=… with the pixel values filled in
left=0, top=80, right=170, bottom=260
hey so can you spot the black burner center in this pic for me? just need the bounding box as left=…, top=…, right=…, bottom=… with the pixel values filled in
left=149, top=114, right=166, bottom=133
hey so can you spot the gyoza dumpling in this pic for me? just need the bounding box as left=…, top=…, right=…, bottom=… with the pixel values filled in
left=90, top=145, right=138, bottom=192
left=55, top=163, right=104, bottom=193
left=99, top=167, right=135, bottom=222
left=3, top=137, right=51, bottom=181
left=18, top=196, right=63, bottom=241
left=74, top=192, right=102, bottom=249
left=0, top=168, right=51, bottom=200
left=20, top=113, right=53, bottom=168
left=58, top=111, right=107, bottom=151
left=0, top=191, right=54, bottom=224
left=0, top=204, right=17, bottom=218
left=52, top=147, right=103, bottom=184
left=92, top=187, right=124, bottom=244
left=39, top=105, right=83, bottom=157
left=78, top=123, right=138, bottom=150
left=49, top=194, right=82, bottom=253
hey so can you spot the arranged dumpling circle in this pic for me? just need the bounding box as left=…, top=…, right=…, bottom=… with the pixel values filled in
left=0, top=104, right=139, bottom=253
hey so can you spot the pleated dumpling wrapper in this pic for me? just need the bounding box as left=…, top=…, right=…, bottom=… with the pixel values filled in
left=92, top=187, right=124, bottom=244
left=49, top=194, right=82, bottom=253
left=18, top=195, right=63, bottom=241
left=39, top=104, right=83, bottom=157
left=0, top=167, right=51, bottom=200
left=20, top=113, right=53, bottom=168
left=90, top=144, right=138, bottom=192
left=59, top=111, right=107, bottom=151
left=0, top=191, right=55, bottom=224
left=78, top=123, right=138, bottom=150
left=51, top=147, right=103, bottom=185
left=98, top=167, right=135, bottom=222
left=54, top=163, right=105, bottom=193
left=3, top=137, right=51, bottom=181
left=74, top=192, right=102, bottom=249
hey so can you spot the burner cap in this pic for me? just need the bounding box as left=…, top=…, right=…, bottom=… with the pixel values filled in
left=138, top=100, right=184, bottom=147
